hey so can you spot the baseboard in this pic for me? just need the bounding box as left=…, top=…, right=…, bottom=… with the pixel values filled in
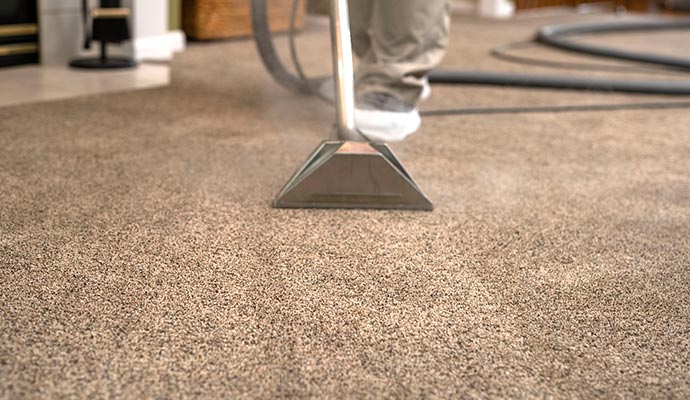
left=133, top=30, right=186, bottom=61
left=451, top=0, right=478, bottom=15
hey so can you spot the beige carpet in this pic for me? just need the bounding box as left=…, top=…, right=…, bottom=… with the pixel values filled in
left=1, top=14, right=690, bottom=399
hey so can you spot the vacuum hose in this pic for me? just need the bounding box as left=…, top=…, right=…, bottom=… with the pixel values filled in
left=428, top=19, right=690, bottom=94
left=535, top=20, right=690, bottom=69
left=250, top=0, right=312, bottom=94
left=428, top=69, right=690, bottom=95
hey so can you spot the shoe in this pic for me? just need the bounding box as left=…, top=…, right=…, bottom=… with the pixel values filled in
left=355, top=91, right=421, bottom=143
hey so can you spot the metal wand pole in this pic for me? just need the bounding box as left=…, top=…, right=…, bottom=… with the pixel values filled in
left=328, top=0, right=362, bottom=141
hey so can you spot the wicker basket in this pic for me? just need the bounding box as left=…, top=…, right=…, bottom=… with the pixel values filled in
left=183, top=0, right=307, bottom=40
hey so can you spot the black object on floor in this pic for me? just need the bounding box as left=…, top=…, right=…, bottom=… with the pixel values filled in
left=70, top=0, right=136, bottom=70
left=70, top=45, right=136, bottom=69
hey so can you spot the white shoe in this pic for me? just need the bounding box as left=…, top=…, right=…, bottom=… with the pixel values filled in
left=354, top=92, right=421, bottom=143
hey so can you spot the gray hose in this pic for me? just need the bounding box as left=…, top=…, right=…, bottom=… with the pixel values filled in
left=535, top=20, right=690, bottom=70
left=429, top=70, right=690, bottom=95
left=427, top=19, right=690, bottom=94
left=250, top=0, right=311, bottom=93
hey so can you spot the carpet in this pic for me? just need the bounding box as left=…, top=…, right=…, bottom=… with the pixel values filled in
left=1, top=13, right=689, bottom=398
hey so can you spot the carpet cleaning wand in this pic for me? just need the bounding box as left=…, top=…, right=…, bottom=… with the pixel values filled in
left=327, top=0, right=360, bottom=142
left=270, top=0, right=434, bottom=210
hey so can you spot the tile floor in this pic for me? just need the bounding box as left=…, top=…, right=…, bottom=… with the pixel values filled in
left=0, top=63, right=170, bottom=108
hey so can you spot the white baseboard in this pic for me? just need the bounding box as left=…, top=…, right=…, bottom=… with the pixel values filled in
left=451, top=0, right=478, bottom=15
left=478, top=0, right=516, bottom=18
left=133, top=30, right=186, bottom=62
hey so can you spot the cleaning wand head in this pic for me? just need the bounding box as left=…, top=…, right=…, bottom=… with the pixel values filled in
left=273, top=0, right=433, bottom=210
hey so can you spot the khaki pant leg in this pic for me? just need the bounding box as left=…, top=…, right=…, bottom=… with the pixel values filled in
left=356, top=0, right=451, bottom=105
left=348, top=0, right=373, bottom=59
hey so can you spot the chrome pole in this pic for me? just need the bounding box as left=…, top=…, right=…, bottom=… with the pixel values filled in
left=328, top=0, right=362, bottom=141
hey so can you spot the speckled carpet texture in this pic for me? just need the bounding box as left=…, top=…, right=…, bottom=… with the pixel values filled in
left=2, top=13, right=690, bottom=399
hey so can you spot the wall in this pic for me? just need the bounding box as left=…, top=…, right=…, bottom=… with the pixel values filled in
left=39, top=0, right=183, bottom=65
left=39, top=0, right=133, bottom=64
left=133, top=0, right=167, bottom=38
left=169, top=0, right=181, bottom=30
left=39, top=0, right=86, bottom=64
left=132, top=0, right=184, bottom=61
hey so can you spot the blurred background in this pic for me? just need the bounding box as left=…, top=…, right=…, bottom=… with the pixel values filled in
left=0, top=0, right=688, bottom=106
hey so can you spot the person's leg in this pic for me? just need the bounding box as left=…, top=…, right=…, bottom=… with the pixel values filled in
left=348, top=0, right=373, bottom=59
left=318, top=1, right=372, bottom=105
left=357, top=0, right=451, bottom=106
